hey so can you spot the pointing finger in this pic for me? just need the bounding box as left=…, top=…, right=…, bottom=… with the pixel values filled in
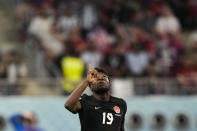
left=89, top=64, right=92, bottom=72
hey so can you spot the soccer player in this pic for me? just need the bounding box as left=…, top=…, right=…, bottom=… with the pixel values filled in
left=65, top=64, right=127, bottom=131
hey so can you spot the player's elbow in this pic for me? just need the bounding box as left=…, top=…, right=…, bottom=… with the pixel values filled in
left=64, top=102, right=70, bottom=109
left=64, top=102, right=77, bottom=113
left=64, top=103, right=72, bottom=112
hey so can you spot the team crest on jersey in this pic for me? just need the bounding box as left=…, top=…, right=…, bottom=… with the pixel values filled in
left=113, top=106, right=120, bottom=114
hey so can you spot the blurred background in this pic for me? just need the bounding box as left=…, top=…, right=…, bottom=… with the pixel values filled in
left=0, top=0, right=197, bottom=130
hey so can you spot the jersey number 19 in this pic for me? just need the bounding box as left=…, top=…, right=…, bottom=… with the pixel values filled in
left=102, top=112, right=113, bottom=125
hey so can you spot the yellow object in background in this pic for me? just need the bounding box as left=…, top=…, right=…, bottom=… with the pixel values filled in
left=61, top=57, right=85, bottom=93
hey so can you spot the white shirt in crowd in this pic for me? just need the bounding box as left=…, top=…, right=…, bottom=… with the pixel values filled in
left=28, top=16, right=64, bottom=56
left=188, top=31, right=197, bottom=48
left=57, top=15, right=78, bottom=35
left=81, top=4, right=97, bottom=30
left=7, top=63, right=27, bottom=84
left=156, top=15, right=180, bottom=34
left=126, top=51, right=149, bottom=75
left=80, top=51, right=102, bottom=69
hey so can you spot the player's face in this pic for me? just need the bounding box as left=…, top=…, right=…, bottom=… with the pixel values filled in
left=90, top=72, right=110, bottom=94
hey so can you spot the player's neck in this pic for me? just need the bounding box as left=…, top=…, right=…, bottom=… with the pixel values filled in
left=93, top=92, right=110, bottom=102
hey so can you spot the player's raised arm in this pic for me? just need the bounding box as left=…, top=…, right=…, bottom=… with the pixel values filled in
left=64, top=64, right=96, bottom=113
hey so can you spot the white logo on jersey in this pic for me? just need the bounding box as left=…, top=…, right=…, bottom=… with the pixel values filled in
left=95, top=107, right=101, bottom=110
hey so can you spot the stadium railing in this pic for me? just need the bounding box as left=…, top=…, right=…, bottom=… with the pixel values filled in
left=0, top=77, right=193, bottom=96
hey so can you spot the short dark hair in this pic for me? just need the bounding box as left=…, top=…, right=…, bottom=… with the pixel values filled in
left=94, top=67, right=108, bottom=76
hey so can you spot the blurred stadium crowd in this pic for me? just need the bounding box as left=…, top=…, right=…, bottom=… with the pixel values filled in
left=0, top=0, right=197, bottom=95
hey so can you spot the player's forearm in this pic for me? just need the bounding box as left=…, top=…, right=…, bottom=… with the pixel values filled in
left=64, top=79, right=88, bottom=109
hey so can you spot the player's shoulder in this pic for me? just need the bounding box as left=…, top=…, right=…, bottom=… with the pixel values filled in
left=110, top=96, right=127, bottom=106
left=80, top=94, right=91, bottom=100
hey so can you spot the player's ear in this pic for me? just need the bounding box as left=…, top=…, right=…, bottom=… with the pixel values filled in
left=106, top=75, right=111, bottom=83
left=106, top=77, right=110, bottom=83
left=108, top=77, right=112, bottom=87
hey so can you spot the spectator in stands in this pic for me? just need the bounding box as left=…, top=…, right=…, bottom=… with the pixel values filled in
left=130, top=26, right=156, bottom=57
left=80, top=0, right=98, bottom=33
left=10, top=112, right=43, bottom=131
left=131, top=7, right=156, bottom=33
left=114, top=24, right=131, bottom=45
left=156, top=32, right=184, bottom=76
left=0, top=50, right=27, bottom=95
left=155, top=5, right=181, bottom=36
left=57, top=6, right=79, bottom=36
left=61, top=45, right=85, bottom=95
left=96, top=1, right=112, bottom=32
left=80, top=43, right=102, bottom=71
left=14, top=0, right=34, bottom=40
left=66, top=26, right=87, bottom=54
left=176, top=52, right=197, bottom=94
left=186, top=0, right=197, bottom=29
left=28, top=6, right=64, bottom=63
left=140, top=9, right=156, bottom=33
left=109, top=0, right=128, bottom=24
left=87, top=25, right=114, bottom=55
left=101, top=43, right=130, bottom=77
left=126, top=42, right=150, bottom=77
left=154, top=5, right=183, bottom=76
left=187, top=28, right=197, bottom=50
